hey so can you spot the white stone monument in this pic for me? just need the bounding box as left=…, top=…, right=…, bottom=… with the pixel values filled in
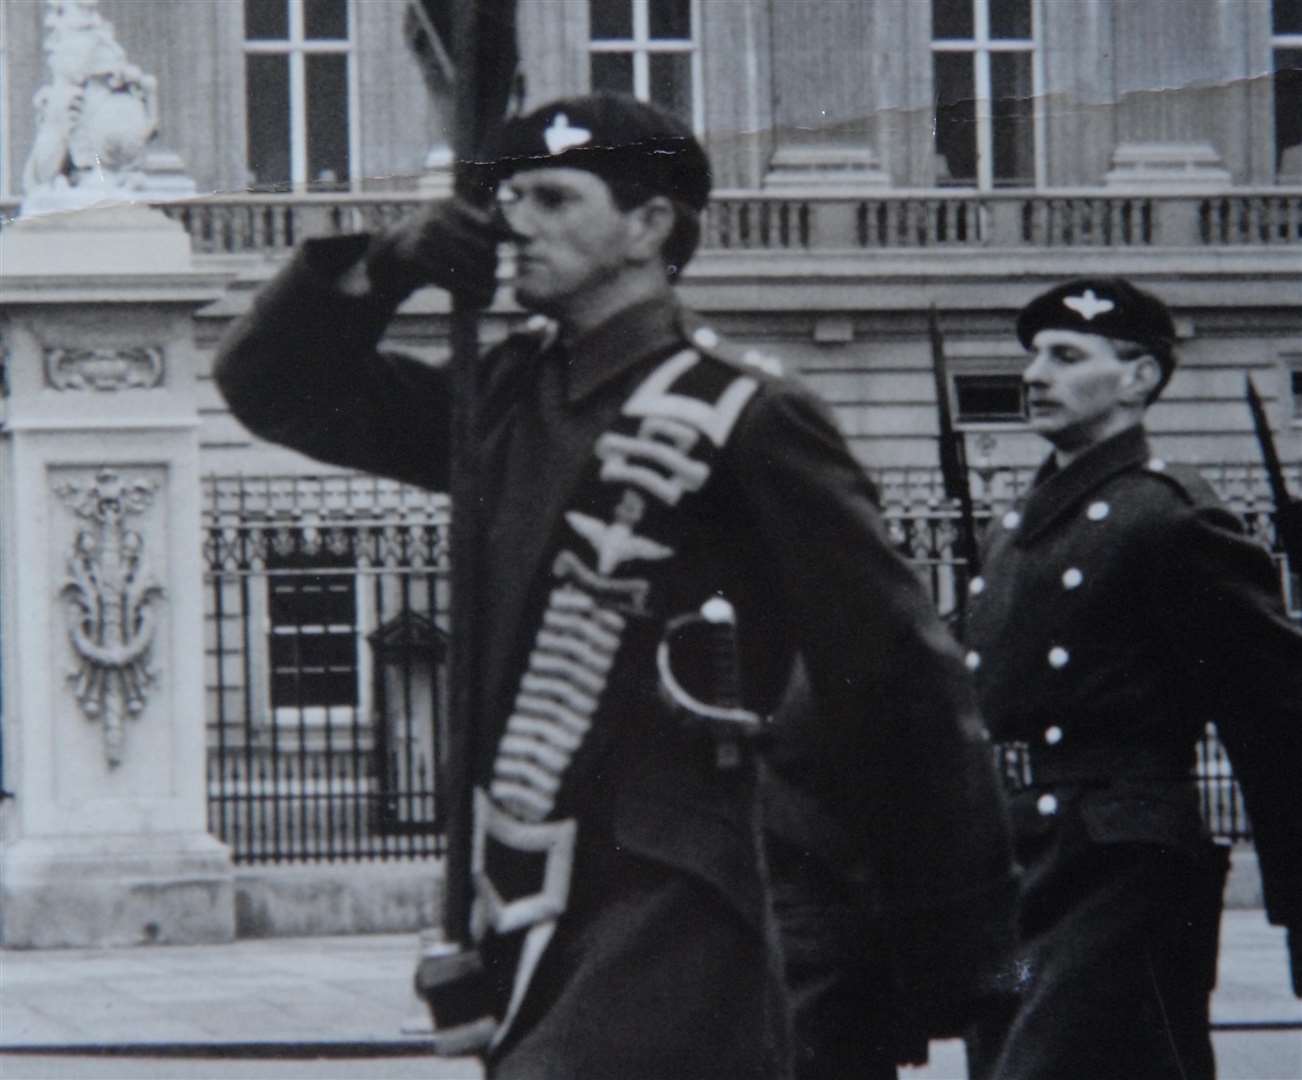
left=0, top=0, right=233, bottom=948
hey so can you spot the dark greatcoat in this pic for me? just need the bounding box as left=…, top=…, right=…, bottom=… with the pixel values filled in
left=963, top=424, right=1302, bottom=1080
left=215, top=235, right=1015, bottom=1079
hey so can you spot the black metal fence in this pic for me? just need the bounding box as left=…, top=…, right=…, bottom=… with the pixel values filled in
left=204, top=470, right=1295, bottom=863
left=204, top=474, right=450, bottom=864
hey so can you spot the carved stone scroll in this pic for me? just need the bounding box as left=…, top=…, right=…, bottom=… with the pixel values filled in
left=45, top=345, right=164, bottom=391
left=54, top=469, right=165, bottom=767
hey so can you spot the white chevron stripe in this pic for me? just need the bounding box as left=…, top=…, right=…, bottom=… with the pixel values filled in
left=514, top=693, right=593, bottom=736
left=507, top=713, right=584, bottom=752
left=495, top=756, right=562, bottom=794
left=499, top=733, right=571, bottom=773
left=542, top=608, right=623, bottom=653
left=521, top=673, right=598, bottom=714
left=532, top=651, right=608, bottom=695
left=490, top=780, right=554, bottom=822
left=536, top=628, right=616, bottom=674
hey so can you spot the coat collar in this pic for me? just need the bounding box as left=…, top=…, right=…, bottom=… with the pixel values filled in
left=560, top=294, right=685, bottom=405
left=1016, top=424, right=1151, bottom=546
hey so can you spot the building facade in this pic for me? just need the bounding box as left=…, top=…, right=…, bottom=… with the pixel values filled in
left=1, top=0, right=1299, bottom=883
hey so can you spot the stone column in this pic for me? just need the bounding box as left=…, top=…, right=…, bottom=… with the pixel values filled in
left=0, top=207, right=235, bottom=947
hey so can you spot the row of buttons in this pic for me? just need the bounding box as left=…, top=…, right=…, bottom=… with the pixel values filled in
left=969, top=566, right=1084, bottom=597
left=965, top=644, right=1071, bottom=671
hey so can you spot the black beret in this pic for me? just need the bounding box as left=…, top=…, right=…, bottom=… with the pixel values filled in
left=1016, top=278, right=1177, bottom=356
left=481, top=92, right=711, bottom=212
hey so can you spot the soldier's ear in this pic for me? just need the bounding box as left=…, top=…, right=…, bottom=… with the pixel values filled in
left=1121, top=355, right=1162, bottom=405
left=624, top=195, right=676, bottom=265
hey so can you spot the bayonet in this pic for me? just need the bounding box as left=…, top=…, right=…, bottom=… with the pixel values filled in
left=928, top=306, right=981, bottom=594
left=1245, top=375, right=1302, bottom=570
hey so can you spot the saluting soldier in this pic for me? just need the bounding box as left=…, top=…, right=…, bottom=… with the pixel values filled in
left=215, top=92, right=1015, bottom=1079
left=964, top=278, right=1302, bottom=1079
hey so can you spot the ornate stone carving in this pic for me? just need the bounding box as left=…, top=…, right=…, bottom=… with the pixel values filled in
left=45, top=345, right=164, bottom=391
left=21, top=1, right=159, bottom=200
left=55, top=469, right=164, bottom=767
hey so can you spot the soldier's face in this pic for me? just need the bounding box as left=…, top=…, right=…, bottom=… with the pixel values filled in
left=1022, top=329, right=1133, bottom=452
left=496, top=167, right=637, bottom=317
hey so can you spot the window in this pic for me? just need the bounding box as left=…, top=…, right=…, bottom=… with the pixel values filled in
left=588, top=0, right=701, bottom=130
left=1291, top=365, right=1302, bottom=421
left=954, top=372, right=1027, bottom=424
left=1274, top=0, right=1302, bottom=180
left=243, top=0, right=354, bottom=192
left=0, top=3, right=9, bottom=198
left=266, top=545, right=359, bottom=719
left=931, top=0, right=1038, bottom=188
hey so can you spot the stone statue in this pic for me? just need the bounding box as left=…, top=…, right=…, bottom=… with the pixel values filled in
left=21, top=0, right=160, bottom=201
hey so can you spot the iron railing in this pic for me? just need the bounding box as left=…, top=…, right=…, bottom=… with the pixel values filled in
left=204, top=468, right=1296, bottom=862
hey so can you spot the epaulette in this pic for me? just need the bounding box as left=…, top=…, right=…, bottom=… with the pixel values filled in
left=676, top=311, right=786, bottom=378
left=1129, top=455, right=1218, bottom=509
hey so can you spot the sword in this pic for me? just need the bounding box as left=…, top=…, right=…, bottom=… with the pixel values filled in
left=1245, top=376, right=1302, bottom=570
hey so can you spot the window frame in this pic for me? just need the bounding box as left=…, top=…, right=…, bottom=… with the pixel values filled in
left=0, top=3, right=10, bottom=199
left=587, top=0, right=704, bottom=134
left=942, top=347, right=1032, bottom=431
left=242, top=0, right=360, bottom=192
left=930, top=0, right=1045, bottom=190
left=1272, top=1, right=1302, bottom=182
left=255, top=540, right=372, bottom=731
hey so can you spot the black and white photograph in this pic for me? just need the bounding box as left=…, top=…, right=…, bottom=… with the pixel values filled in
left=0, top=2, right=1299, bottom=1078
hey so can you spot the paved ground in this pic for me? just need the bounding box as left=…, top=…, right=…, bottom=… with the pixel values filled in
left=1, top=910, right=1297, bottom=1079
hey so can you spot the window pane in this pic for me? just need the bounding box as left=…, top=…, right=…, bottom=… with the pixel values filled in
left=590, top=0, right=633, bottom=40
left=305, top=0, right=348, bottom=39
left=955, top=374, right=1025, bottom=422
left=1274, top=0, right=1302, bottom=35
left=269, top=578, right=354, bottom=626
left=591, top=51, right=634, bottom=94
left=306, top=53, right=350, bottom=188
left=934, top=52, right=975, bottom=185
left=244, top=0, right=289, bottom=41
left=1275, top=49, right=1302, bottom=178
left=932, top=0, right=973, bottom=39
left=1292, top=369, right=1302, bottom=417
left=649, top=0, right=692, bottom=40
left=649, top=52, right=693, bottom=126
left=991, top=52, right=1034, bottom=186
left=246, top=53, right=290, bottom=190
left=989, top=0, right=1032, bottom=40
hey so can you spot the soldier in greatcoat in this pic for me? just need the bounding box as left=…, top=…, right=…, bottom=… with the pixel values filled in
left=215, top=92, right=1016, bottom=1079
left=964, top=278, right=1302, bottom=1079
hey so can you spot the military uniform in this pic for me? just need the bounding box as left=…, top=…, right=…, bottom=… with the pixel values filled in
left=964, top=422, right=1302, bottom=1079
left=216, top=231, right=1015, bottom=1078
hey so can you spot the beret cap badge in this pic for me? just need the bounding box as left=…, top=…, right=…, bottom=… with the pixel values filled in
left=544, top=114, right=593, bottom=156
left=1062, top=289, right=1115, bottom=321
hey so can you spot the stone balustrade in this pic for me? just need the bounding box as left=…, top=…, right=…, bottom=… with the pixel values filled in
left=5, top=188, right=1298, bottom=257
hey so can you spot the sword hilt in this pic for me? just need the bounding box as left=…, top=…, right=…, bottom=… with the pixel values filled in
left=657, top=596, right=764, bottom=769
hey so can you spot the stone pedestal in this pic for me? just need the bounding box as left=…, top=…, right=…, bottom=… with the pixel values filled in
left=0, top=203, right=235, bottom=947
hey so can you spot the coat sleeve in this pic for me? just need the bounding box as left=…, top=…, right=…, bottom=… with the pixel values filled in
left=214, top=235, right=453, bottom=490
left=728, top=381, right=1017, bottom=1036
left=1155, top=499, right=1302, bottom=928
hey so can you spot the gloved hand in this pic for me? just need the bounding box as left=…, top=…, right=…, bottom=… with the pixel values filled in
left=1289, top=926, right=1301, bottom=998
left=366, top=197, right=500, bottom=308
